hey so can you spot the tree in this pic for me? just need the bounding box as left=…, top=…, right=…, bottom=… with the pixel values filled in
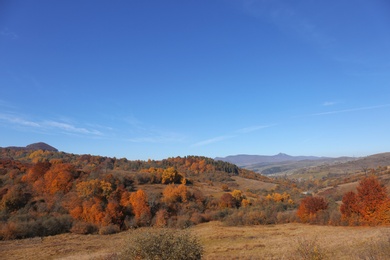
left=154, top=209, right=169, bottom=227
left=340, top=176, right=390, bottom=225
left=0, top=184, right=31, bottom=211
left=22, top=161, right=51, bottom=182
left=297, top=196, right=328, bottom=223
left=219, top=193, right=236, bottom=209
left=129, top=189, right=151, bottom=226
left=231, top=189, right=244, bottom=207
left=41, top=163, right=75, bottom=195
left=76, top=179, right=113, bottom=200
left=161, top=167, right=182, bottom=184
left=340, top=191, right=359, bottom=224
left=356, top=176, right=387, bottom=223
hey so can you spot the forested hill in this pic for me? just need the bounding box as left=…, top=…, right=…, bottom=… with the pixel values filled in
left=0, top=147, right=274, bottom=240
left=3, top=142, right=58, bottom=152
left=0, top=148, right=268, bottom=182
left=1, top=147, right=390, bottom=241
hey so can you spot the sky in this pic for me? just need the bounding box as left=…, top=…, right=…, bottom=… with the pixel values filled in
left=1, top=0, right=390, bottom=160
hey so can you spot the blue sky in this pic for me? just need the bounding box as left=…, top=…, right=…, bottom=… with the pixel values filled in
left=1, top=0, right=390, bottom=160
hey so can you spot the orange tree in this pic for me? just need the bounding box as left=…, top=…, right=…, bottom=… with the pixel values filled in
left=340, top=175, right=390, bottom=225
left=297, top=196, right=328, bottom=223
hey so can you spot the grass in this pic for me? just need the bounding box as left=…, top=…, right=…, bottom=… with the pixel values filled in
left=1, top=222, right=389, bottom=259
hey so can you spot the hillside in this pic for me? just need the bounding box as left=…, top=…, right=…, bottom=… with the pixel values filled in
left=291, top=152, right=390, bottom=178
left=1, top=145, right=390, bottom=244
left=0, top=147, right=280, bottom=240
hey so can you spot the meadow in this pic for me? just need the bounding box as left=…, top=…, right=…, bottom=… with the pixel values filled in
left=1, top=221, right=389, bottom=259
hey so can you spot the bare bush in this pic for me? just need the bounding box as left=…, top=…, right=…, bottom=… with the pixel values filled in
left=122, top=228, right=203, bottom=260
left=294, top=237, right=328, bottom=260
left=70, top=221, right=98, bottom=234
left=357, top=234, right=390, bottom=260
left=99, top=224, right=120, bottom=235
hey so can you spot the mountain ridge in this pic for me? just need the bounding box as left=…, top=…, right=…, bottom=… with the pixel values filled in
left=215, top=153, right=332, bottom=167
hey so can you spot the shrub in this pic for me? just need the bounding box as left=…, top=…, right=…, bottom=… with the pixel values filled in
left=221, top=184, right=229, bottom=191
left=99, top=224, right=120, bottom=235
left=357, top=234, right=390, bottom=260
left=297, top=196, right=328, bottom=223
left=0, top=221, right=33, bottom=240
left=176, top=215, right=193, bottom=229
left=122, top=228, right=203, bottom=260
left=294, top=237, right=328, bottom=260
left=0, top=214, right=73, bottom=240
left=70, top=221, right=98, bottom=234
left=39, top=215, right=73, bottom=236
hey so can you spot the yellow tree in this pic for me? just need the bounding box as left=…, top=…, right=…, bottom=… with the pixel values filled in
left=161, top=167, right=182, bottom=184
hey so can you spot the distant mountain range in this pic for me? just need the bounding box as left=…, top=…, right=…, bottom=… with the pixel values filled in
left=4, top=142, right=58, bottom=152
left=215, top=153, right=357, bottom=176
left=215, top=153, right=331, bottom=167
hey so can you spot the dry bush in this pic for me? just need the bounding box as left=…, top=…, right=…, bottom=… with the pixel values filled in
left=175, top=215, right=193, bottom=229
left=221, top=184, right=229, bottom=191
left=190, top=212, right=205, bottom=225
left=276, top=210, right=297, bottom=223
left=0, top=215, right=72, bottom=240
left=122, top=228, right=203, bottom=260
left=357, top=234, right=390, bottom=260
left=99, top=224, right=120, bottom=235
left=294, top=237, right=328, bottom=260
left=70, top=221, right=98, bottom=234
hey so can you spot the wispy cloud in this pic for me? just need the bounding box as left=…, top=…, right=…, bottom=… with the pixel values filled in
left=236, top=124, right=273, bottom=134
left=309, top=104, right=390, bottom=116
left=191, top=135, right=235, bottom=147
left=0, top=113, right=41, bottom=128
left=0, top=112, right=103, bottom=137
left=192, top=124, right=272, bottom=147
left=241, top=0, right=334, bottom=49
left=127, top=133, right=186, bottom=144
left=122, top=115, right=186, bottom=144
left=0, top=100, right=17, bottom=109
left=44, top=121, right=103, bottom=136
left=0, top=28, right=18, bottom=39
left=322, top=101, right=337, bottom=106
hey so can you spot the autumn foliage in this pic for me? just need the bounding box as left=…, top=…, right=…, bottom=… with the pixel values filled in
left=297, top=196, right=328, bottom=223
left=340, top=176, right=390, bottom=225
left=2, top=147, right=389, bottom=240
left=129, top=189, right=151, bottom=226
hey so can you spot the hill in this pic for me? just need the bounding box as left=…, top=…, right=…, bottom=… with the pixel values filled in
left=0, top=147, right=279, bottom=240
left=4, top=142, right=58, bottom=152
left=291, top=152, right=390, bottom=178
left=1, top=146, right=389, bottom=243
left=216, top=153, right=356, bottom=176
left=215, top=153, right=329, bottom=167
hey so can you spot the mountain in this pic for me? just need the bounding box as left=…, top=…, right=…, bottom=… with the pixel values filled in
left=292, top=152, right=390, bottom=177
left=4, top=142, right=58, bottom=152
left=215, top=153, right=358, bottom=176
left=215, top=153, right=330, bottom=167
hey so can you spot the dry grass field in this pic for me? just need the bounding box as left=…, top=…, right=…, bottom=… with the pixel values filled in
left=1, top=221, right=389, bottom=260
left=231, top=176, right=277, bottom=192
